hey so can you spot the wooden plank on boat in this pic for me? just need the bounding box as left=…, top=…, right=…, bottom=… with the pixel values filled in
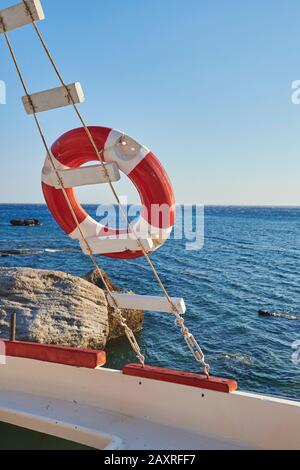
left=3, top=340, right=106, bottom=369
left=22, top=82, right=85, bottom=114
left=123, top=364, right=238, bottom=393
left=109, top=293, right=186, bottom=314
left=46, top=163, right=121, bottom=189
left=0, top=0, right=45, bottom=34
left=80, top=237, right=154, bottom=256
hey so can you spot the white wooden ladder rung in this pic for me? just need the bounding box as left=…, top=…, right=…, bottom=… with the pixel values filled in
left=43, top=163, right=121, bottom=189
left=0, top=0, right=44, bottom=34
left=22, top=83, right=85, bottom=114
left=80, top=237, right=154, bottom=256
left=108, top=293, right=186, bottom=315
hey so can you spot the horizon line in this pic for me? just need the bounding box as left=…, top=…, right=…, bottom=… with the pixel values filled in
left=1, top=203, right=300, bottom=209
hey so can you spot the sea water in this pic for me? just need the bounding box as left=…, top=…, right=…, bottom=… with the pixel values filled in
left=0, top=204, right=299, bottom=400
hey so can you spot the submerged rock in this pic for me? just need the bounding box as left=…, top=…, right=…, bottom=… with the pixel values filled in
left=258, top=309, right=272, bottom=317
left=0, top=267, right=144, bottom=349
left=222, top=352, right=253, bottom=366
left=258, top=309, right=297, bottom=320
left=10, top=219, right=41, bottom=227
left=0, top=250, right=41, bottom=257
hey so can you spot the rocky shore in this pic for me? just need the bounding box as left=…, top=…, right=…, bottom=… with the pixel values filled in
left=0, top=267, right=144, bottom=349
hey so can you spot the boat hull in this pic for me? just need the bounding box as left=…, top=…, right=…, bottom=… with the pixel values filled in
left=0, top=356, right=299, bottom=450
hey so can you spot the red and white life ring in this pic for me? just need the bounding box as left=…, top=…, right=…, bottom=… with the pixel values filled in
left=42, top=127, right=175, bottom=259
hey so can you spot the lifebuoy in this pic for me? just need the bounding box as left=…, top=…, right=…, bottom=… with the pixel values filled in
left=42, top=127, right=175, bottom=259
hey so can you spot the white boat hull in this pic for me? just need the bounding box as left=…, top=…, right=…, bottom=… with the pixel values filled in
left=0, top=356, right=299, bottom=450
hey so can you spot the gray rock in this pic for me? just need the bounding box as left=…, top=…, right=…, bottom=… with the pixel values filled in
left=0, top=267, right=109, bottom=349
left=0, top=267, right=143, bottom=349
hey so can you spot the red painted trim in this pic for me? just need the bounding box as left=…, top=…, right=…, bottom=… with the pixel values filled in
left=123, top=364, right=238, bottom=393
left=3, top=341, right=106, bottom=369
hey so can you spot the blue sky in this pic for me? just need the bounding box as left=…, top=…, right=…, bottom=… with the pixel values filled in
left=0, top=0, right=300, bottom=205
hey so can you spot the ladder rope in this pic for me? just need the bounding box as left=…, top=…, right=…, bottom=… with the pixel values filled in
left=2, top=3, right=210, bottom=376
left=24, top=3, right=178, bottom=312
left=0, top=16, right=145, bottom=367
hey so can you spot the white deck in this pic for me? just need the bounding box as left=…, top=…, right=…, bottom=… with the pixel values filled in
left=0, top=357, right=299, bottom=450
left=0, top=390, right=246, bottom=450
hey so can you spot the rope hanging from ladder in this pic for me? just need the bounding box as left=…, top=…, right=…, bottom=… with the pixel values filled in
left=0, top=0, right=210, bottom=377
left=0, top=17, right=145, bottom=368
